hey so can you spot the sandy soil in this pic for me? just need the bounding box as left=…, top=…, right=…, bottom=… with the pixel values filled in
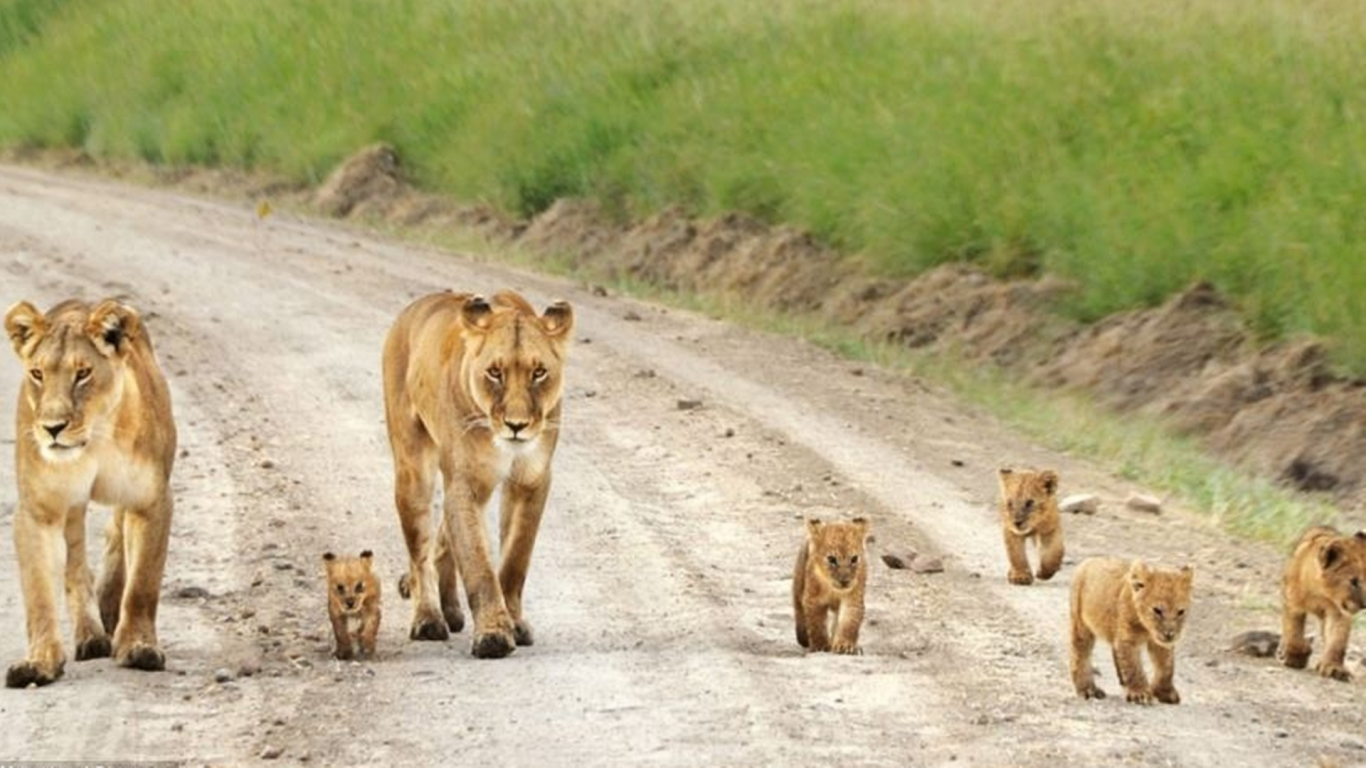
left=0, top=164, right=1363, bottom=767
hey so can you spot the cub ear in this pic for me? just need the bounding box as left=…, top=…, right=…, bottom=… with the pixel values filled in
left=1180, top=564, right=1194, bottom=587
left=461, top=295, right=493, bottom=331
left=322, top=551, right=337, bottom=562
left=1040, top=470, right=1059, bottom=495
left=359, top=550, right=373, bottom=560
left=1320, top=541, right=1344, bottom=570
left=997, top=467, right=1016, bottom=492
left=1128, top=560, right=1150, bottom=592
left=4, top=301, right=45, bottom=357
left=541, top=300, right=574, bottom=339
left=86, top=299, right=142, bottom=357
left=805, top=518, right=823, bottom=537
left=1355, top=530, right=1366, bottom=542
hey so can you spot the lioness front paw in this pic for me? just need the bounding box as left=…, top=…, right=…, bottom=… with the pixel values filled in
left=410, top=617, right=450, bottom=642
left=116, top=642, right=165, bottom=671
left=1076, top=683, right=1106, bottom=700
left=1153, top=686, right=1181, bottom=704
left=1007, top=571, right=1034, bottom=586
left=1125, top=687, right=1155, bottom=705
left=5, top=659, right=64, bottom=689
left=75, top=635, right=113, bottom=661
left=1036, top=567, right=1059, bottom=582
left=513, top=618, right=534, bottom=647
left=831, top=640, right=862, bottom=655
left=472, top=630, right=516, bottom=659
left=1316, top=660, right=1353, bottom=682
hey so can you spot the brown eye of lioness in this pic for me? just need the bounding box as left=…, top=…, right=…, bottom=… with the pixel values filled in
left=532, top=366, right=548, bottom=383
left=486, top=366, right=503, bottom=383
left=28, top=368, right=43, bottom=382
left=75, top=367, right=92, bottom=384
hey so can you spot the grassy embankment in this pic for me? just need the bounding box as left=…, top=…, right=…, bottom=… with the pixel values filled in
left=0, top=0, right=1356, bottom=540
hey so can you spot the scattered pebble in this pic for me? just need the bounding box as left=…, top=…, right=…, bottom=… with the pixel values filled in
left=623, top=310, right=642, bottom=322
left=174, top=585, right=211, bottom=600
left=213, top=668, right=234, bottom=684
left=261, top=745, right=284, bottom=760
left=881, top=549, right=919, bottom=570
left=911, top=556, right=945, bottom=575
left=1060, top=494, right=1100, bottom=515
left=950, top=459, right=965, bottom=468
left=1228, top=630, right=1280, bottom=658
left=676, top=399, right=703, bottom=411
left=259, top=459, right=276, bottom=470
left=1124, top=492, right=1163, bottom=514
left=723, top=428, right=735, bottom=438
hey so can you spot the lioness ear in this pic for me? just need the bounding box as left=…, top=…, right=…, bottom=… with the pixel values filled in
left=541, top=300, right=573, bottom=339
left=86, top=299, right=142, bottom=357
left=1040, top=470, right=1059, bottom=495
left=359, top=550, right=373, bottom=560
left=1320, top=541, right=1343, bottom=570
left=4, top=301, right=45, bottom=357
left=462, top=295, right=493, bottom=331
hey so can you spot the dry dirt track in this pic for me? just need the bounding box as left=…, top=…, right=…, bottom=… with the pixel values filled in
left=0, top=164, right=1364, bottom=767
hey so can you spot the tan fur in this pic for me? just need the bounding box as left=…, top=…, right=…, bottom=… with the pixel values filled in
left=1278, top=526, right=1366, bottom=682
left=997, top=468, right=1064, bottom=585
left=1070, top=557, right=1193, bottom=705
left=382, top=291, right=572, bottom=658
left=793, top=517, right=871, bottom=655
left=3, top=299, right=176, bottom=687
left=324, top=551, right=381, bottom=660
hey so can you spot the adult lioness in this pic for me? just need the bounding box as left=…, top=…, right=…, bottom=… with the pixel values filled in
left=4, top=299, right=176, bottom=687
left=383, top=290, right=572, bottom=658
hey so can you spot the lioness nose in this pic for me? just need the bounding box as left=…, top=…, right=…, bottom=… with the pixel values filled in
left=43, top=421, right=68, bottom=439
left=506, top=420, right=529, bottom=436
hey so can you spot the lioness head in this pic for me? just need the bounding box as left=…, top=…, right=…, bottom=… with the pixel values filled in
left=806, top=517, right=871, bottom=590
left=997, top=468, right=1059, bottom=535
left=1315, top=530, right=1366, bottom=615
left=323, top=550, right=376, bottom=616
left=5, top=299, right=143, bottom=463
left=1127, top=560, right=1193, bottom=649
left=459, top=292, right=573, bottom=445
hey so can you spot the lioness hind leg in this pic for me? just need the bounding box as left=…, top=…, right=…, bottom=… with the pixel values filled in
left=96, top=509, right=126, bottom=636
left=111, top=503, right=171, bottom=671
left=393, top=444, right=448, bottom=642
left=435, top=517, right=465, bottom=634
left=64, top=506, right=110, bottom=661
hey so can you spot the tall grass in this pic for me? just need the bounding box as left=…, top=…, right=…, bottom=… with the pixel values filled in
left=4, top=0, right=1366, bottom=366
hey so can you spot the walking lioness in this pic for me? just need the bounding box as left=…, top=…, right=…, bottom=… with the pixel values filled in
left=4, top=299, right=176, bottom=687
left=383, top=290, right=572, bottom=658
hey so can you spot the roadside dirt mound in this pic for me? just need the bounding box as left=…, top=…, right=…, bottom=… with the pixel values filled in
left=308, top=145, right=1366, bottom=509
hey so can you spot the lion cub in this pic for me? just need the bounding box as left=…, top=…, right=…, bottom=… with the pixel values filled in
left=997, top=468, right=1064, bottom=585
left=1070, top=557, right=1193, bottom=704
left=793, top=517, right=871, bottom=655
left=323, top=551, right=381, bottom=660
left=1279, top=526, right=1366, bottom=682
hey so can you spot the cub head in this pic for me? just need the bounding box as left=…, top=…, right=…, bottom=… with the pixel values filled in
left=997, top=468, right=1059, bottom=535
left=459, top=292, right=573, bottom=445
left=1314, top=530, right=1366, bottom=615
left=1127, top=560, right=1193, bottom=648
left=323, top=550, right=376, bottom=616
left=5, top=299, right=142, bottom=463
left=806, top=517, right=871, bottom=590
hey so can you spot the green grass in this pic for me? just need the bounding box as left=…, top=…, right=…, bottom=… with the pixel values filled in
left=4, top=0, right=1366, bottom=369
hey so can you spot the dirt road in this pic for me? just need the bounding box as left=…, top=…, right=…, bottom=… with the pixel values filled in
left=0, top=164, right=1362, bottom=767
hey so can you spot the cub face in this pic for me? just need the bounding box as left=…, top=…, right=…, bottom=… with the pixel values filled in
left=323, top=550, right=377, bottom=617
left=1315, top=531, right=1366, bottom=615
left=460, top=294, right=573, bottom=445
left=5, top=300, right=142, bottom=463
left=1128, top=560, right=1193, bottom=648
left=997, top=468, right=1058, bottom=535
left=806, top=517, right=870, bottom=590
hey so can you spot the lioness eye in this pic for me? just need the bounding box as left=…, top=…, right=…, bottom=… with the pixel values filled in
left=486, top=366, right=503, bottom=382
left=75, top=368, right=92, bottom=383
left=28, top=368, right=43, bottom=382
left=532, top=366, right=548, bottom=382
left=826, top=555, right=838, bottom=566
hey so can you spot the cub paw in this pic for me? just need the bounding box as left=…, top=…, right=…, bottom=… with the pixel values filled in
left=1077, top=683, right=1106, bottom=700
left=513, top=619, right=535, bottom=647
left=472, top=630, right=516, bottom=659
left=397, top=574, right=412, bottom=600
left=1036, top=567, right=1059, bottom=582
left=1316, top=661, right=1353, bottom=682
left=117, top=642, right=165, bottom=671
left=1125, top=687, right=1155, bottom=706
left=333, top=646, right=355, bottom=661
left=1007, top=571, right=1034, bottom=586
left=831, top=641, right=863, bottom=656
left=410, top=617, right=450, bottom=642
left=5, top=660, right=63, bottom=689
left=1153, top=686, right=1181, bottom=704
left=1279, top=647, right=1311, bottom=669
left=76, top=635, right=113, bottom=661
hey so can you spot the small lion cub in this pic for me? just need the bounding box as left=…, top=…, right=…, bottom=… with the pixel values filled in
left=793, top=517, right=871, bottom=655
left=323, top=550, right=381, bottom=661
left=1070, top=557, right=1193, bottom=705
left=1279, top=526, right=1366, bottom=681
left=997, top=468, right=1064, bottom=585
